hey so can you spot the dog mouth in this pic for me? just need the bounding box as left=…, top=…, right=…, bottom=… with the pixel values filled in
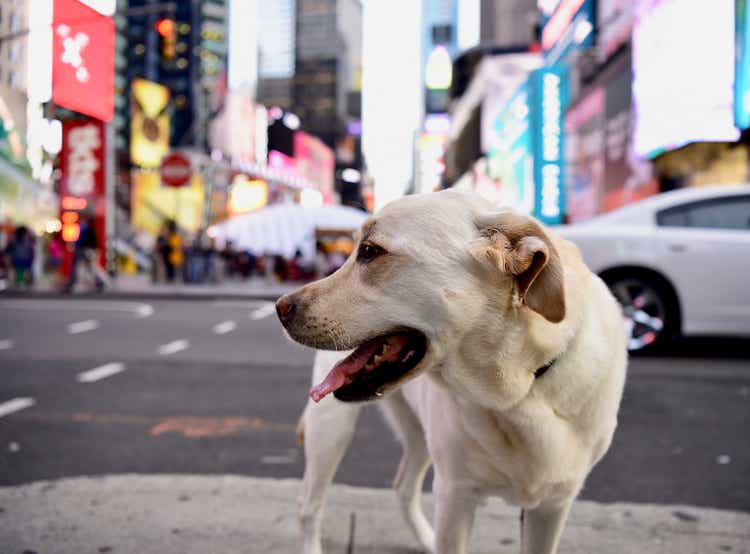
left=310, top=330, right=428, bottom=403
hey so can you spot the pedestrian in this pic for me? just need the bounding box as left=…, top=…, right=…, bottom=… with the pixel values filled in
left=220, top=240, right=237, bottom=280
left=154, top=225, right=170, bottom=283
left=165, top=220, right=184, bottom=283
left=5, top=225, right=35, bottom=288
left=64, top=216, right=108, bottom=293
left=46, top=231, right=65, bottom=279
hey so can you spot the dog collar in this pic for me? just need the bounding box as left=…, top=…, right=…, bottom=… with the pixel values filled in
left=534, top=360, right=555, bottom=379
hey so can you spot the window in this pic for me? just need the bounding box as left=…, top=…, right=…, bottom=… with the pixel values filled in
left=9, top=41, right=20, bottom=63
left=657, top=195, right=750, bottom=230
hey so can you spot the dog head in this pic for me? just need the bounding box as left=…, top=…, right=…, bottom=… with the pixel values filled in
left=277, top=190, right=568, bottom=404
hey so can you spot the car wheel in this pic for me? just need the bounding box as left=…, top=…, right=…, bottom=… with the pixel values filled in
left=605, top=276, right=675, bottom=352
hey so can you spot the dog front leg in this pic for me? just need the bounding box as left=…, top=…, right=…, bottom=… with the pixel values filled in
left=298, top=397, right=362, bottom=554
left=520, top=496, right=573, bottom=554
left=433, top=477, right=480, bottom=554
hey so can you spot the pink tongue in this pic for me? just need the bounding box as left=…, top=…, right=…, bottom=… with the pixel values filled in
left=310, top=338, right=385, bottom=402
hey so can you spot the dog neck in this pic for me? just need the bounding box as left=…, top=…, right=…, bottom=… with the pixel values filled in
left=435, top=292, right=579, bottom=413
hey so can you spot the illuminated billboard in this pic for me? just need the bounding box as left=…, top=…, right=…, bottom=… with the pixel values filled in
left=736, top=0, right=750, bottom=129
left=633, top=0, right=738, bottom=158
left=540, top=0, right=594, bottom=64
left=294, top=132, right=335, bottom=202
left=52, top=0, right=115, bottom=121
left=130, top=79, right=170, bottom=169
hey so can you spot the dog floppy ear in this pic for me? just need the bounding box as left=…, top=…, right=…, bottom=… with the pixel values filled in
left=471, top=210, right=566, bottom=323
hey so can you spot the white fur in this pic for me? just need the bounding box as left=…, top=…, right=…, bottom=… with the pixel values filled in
left=283, top=191, right=628, bottom=554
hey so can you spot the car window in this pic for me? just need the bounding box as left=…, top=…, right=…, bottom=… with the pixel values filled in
left=656, top=196, right=750, bottom=230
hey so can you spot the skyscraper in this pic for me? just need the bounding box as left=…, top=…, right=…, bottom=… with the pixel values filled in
left=115, top=0, right=228, bottom=159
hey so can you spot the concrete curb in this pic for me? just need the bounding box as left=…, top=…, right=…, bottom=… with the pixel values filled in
left=1, top=475, right=748, bottom=554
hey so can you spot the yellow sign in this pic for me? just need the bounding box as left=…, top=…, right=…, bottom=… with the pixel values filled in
left=131, top=169, right=204, bottom=236
left=228, top=177, right=268, bottom=215
left=131, top=79, right=170, bottom=168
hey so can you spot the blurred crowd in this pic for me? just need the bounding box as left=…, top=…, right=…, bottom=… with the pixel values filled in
left=1, top=218, right=109, bottom=293
left=151, top=220, right=348, bottom=286
left=0, top=219, right=350, bottom=292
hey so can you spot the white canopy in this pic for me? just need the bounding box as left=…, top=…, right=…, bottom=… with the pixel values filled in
left=210, top=203, right=368, bottom=259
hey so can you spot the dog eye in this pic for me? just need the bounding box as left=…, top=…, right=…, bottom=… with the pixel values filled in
left=357, top=242, right=385, bottom=263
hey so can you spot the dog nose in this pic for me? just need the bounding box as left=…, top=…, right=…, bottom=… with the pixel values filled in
left=276, top=295, right=297, bottom=325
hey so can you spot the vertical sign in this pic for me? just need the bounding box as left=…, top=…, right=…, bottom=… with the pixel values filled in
left=59, top=119, right=107, bottom=269
left=532, top=66, right=568, bottom=225
left=736, top=0, right=750, bottom=129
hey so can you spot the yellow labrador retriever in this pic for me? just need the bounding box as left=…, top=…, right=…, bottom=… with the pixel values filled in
left=277, top=190, right=627, bottom=554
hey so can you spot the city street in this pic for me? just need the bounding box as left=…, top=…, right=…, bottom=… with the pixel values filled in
left=0, top=296, right=748, bottom=514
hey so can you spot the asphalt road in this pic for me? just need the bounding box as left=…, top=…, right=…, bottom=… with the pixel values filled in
left=0, top=296, right=748, bottom=512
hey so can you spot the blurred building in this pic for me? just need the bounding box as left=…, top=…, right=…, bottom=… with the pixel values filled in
left=255, top=0, right=295, bottom=110
left=444, top=0, right=750, bottom=224
left=255, top=0, right=364, bottom=209
left=115, top=0, right=228, bottom=156
left=0, top=0, right=59, bottom=232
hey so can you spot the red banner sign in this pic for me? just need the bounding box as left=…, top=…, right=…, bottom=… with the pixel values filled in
left=53, top=0, right=115, bottom=121
left=59, top=118, right=107, bottom=269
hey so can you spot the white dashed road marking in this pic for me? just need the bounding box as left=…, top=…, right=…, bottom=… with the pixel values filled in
left=67, top=319, right=100, bottom=335
left=77, top=362, right=125, bottom=383
left=0, top=339, right=13, bottom=350
left=212, top=320, right=237, bottom=335
left=0, top=397, right=35, bottom=418
left=250, top=303, right=276, bottom=320
left=158, top=339, right=190, bottom=356
left=135, top=304, right=155, bottom=318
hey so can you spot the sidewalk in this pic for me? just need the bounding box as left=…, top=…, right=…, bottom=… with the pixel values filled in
left=0, top=273, right=298, bottom=301
left=0, top=474, right=748, bottom=554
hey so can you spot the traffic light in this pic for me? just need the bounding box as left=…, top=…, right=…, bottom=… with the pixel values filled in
left=155, top=18, right=176, bottom=61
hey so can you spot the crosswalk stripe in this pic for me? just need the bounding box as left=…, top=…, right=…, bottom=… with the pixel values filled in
left=67, top=319, right=100, bottom=334
left=0, top=397, right=35, bottom=418
left=0, top=339, right=13, bottom=350
left=77, top=362, right=126, bottom=383
left=158, top=339, right=190, bottom=356
left=213, top=320, right=237, bottom=334
left=250, top=303, right=276, bottom=320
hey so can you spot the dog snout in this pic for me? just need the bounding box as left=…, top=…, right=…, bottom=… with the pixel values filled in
left=276, top=294, right=297, bottom=326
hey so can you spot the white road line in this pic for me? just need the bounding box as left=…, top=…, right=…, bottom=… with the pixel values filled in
left=67, top=319, right=100, bottom=335
left=212, top=320, right=237, bottom=335
left=158, top=339, right=190, bottom=356
left=250, top=302, right=276, bottom=320
left=0, top=339, right=13, bottom=350
left=135, top=304, right=154, bottom=318
left=0, top=397, right=35, bottom=418
left=77, top=362, right=125, bottom=383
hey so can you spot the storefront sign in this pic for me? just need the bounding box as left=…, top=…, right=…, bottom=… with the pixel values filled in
left=52, top=0, right=114, bottom=121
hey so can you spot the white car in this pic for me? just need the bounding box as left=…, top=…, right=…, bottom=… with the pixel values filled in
left=558, top=185, right=750, bottom=351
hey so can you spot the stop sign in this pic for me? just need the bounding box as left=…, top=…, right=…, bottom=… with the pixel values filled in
left=160, top=152, right=192, bottom=187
